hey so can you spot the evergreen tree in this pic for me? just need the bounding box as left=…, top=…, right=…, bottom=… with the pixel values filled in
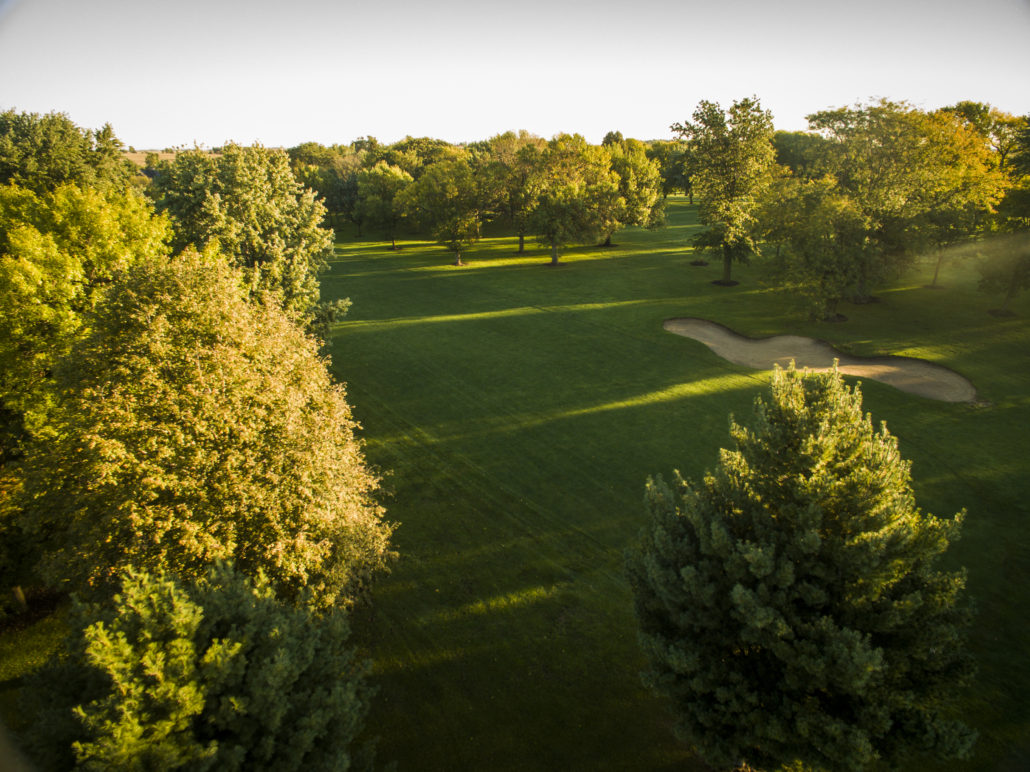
left=23, top=563, right=372, bottom=771
left=627, top=365, right=975, bottom=771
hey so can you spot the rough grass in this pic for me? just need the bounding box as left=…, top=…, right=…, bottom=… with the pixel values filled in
left=327, top=198, right=1030, bottom=770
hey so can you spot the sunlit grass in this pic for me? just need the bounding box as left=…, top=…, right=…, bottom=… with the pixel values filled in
left=324, top=197, right=1030, bottom=770
left=2, top=197, right=1027, bottom=770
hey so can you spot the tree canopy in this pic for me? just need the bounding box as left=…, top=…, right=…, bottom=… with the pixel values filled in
left=400, top=155, right=487, bottom=265
left=628, top=365, right=974, bottom=771
left=531, top=134, right=617, bottom=265
left=355, top=161, right=414, bottom=250
left=152, top=143, right=334, bottom=318
left=805, top=100, right=1005, bottom=299
left=16, top=249, right=393, bottom=609
left=672, top=97, right=776, bottom=284
left=0, top=109, right=135, bottom=194
left=0, top=183, right=171, bottom=443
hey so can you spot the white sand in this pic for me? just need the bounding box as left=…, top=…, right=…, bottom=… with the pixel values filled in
left=663, top=318, right=977, bottom=403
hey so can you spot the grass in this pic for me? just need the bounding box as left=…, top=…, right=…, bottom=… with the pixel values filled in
left=1, top=197, right=1026, bottom=769
left=326, top=198, right=1030, bottom=770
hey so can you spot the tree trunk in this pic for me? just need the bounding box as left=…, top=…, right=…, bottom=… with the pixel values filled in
left=602, top=234, right=613, bottom=247
left=722, top=246, right=732, bottom=284
left=931, top=251, right=944, bottom=287
left=454, top=249, right=463, bottom=267
left=391, top=236, right=397, bottom=250
left=517, top=233, right=525, bottom=254
left=550, top=243, right=559, bottom=266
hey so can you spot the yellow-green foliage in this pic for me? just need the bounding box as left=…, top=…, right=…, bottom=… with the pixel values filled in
left=17, top=250, right=393, bottom=609
left=0, top=182, right=170, bottom=438
left=22, top=564, right=370, bottom=771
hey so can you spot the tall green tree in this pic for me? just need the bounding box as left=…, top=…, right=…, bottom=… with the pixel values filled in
left=771, top=130, right=832, bottom=180
left=485, top=131, right=545, bottom=253
left=645, top=140, right=692, bottom=200
left=382, top=136, right=458, bottom=179
left=807, top=100, right=1004, bottom=299
left=531, top=134, right=617, bottom=266
left=16, top=250, right=393, bottom=610
left=917, top=110, right=1006, bottom=286
left=940, top=101, right=1023, bottom=170
left=628, top=365, right=975, bottom=772
left=672, top=97, right=776, bottom=285
left=355, top=161, right=413, bottom=250
left=400, top=156, right=488, bottom=266
left=979, top=121, right=1030, bottom=314
left=0, top=183, right=171, bottom=443
left=153, top=144, right=334, bottom=318
left=0, top=110, right=134, bottom=194
left=287, top=142, right=364, bottom=229
left=761, top=175, right=868, bottom=320
left=601, top=137, right=664, bottom=246
left=24, top=564, right=372, bottom=771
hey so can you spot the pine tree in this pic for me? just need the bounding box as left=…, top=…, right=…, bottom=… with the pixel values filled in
left=22, top=564, right=372, bottom=771
left=627, top=365, right=975, bottom=771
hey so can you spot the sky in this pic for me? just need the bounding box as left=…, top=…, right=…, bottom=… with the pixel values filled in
left=1, top=0, right=1028, bottom=149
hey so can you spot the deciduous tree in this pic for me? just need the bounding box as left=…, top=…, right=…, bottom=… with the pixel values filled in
left=672, top=97, right=776, bottom=285
left=531, top=134, right=617, bottom=265
left=628, top=365, right=975, bottom=772
left=355, top=161, right=413, bottom=250
left=153, top=144, right=334, bottom=318
left=602, top=137, right=664, bottom=246
left=400, top=156, right=487, bottom=265
left=17, top=250, right=393, bottom=609
left=0, top=183, right=170, bottom=442
left=762, top=175, right=868, bottom=321
left=807, top=100, right=1003, bottom=299
left=485, top=131, right=545, bottom=253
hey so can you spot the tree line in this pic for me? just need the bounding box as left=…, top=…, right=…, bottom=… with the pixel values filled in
left=0, top=109, right=391, bottom=769
left=2, top=97, right=1028, bottom=770
left=234, top=130, right=668, bottom=266
left=673, top=97, right=1030, bottom=319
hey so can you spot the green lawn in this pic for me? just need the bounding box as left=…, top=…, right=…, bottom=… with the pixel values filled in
left=1, top=197, right=1027, bottom=770
left=326, top=198, right=1030, bottom=770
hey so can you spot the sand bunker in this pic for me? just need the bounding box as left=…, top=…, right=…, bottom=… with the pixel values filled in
left=664, top=318, right=977, bottom=403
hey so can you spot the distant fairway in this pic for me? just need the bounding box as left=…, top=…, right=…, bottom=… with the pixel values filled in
left=6, top=198, right=1024, bottom=769
left=322, top=197, right=1030, bottom=770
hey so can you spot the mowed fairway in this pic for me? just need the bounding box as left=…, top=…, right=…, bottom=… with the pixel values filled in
left=323, top=197, right=1030, bottom=771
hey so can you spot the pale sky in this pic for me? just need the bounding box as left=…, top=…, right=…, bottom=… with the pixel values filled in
left=1, top=0, right=1028, bottom=149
